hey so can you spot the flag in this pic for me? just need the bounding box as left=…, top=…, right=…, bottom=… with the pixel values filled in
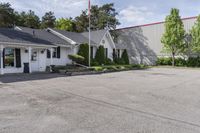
left=88, top=0, right=91, bottom=17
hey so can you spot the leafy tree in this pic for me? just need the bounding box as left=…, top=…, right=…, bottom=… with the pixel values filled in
left=190, top=15, right=200, bottom=54
left=0, top=2, right=15, bottom=27
left=95, top=46, right=105, bottom=65
left=74, top=11, right=89, bottom=32
left=14, top=11, right=26, bottom=27
left=74, top=3, right=120, bottom=32
left=121, top=49, right=129, bottom=65
left=77, top=43, right=89, bottom=66
left=161, top=8, right=185, bottom=66
left=55, top=18, right=76, bottom=31
left=41, top=11, right=56, bottom=28
left=24, top=10, right=40, bottom=28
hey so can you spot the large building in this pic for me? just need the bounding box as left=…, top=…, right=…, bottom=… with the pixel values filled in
left=116, top=16, right=197, bottom=65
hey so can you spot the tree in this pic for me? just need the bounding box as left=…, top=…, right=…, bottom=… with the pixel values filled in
left=41, top=11, right=56, bottom=28
left=121, top=49, right=129, bottom=65
left=95, top=46, right=105, bottom=65
left=74, top=11, right=89, bottom=32
left=0, top=2, right=15, bottom=27
left=24, top=10, right=40, bottom=28
left=190, top=15, right=200, bottom=54
left=161, top=8, right=185, bottom=66
left=55, top=18, right=76, bottom=31
left=77, top=43, right=89, bottom=66
left=74, top=3, right=120, bottom=32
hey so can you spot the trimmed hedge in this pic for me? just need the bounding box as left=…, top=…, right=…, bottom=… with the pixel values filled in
left=68, top=54, right=85, bottom=64
left=121, top=49, right=129, bottom=65
left=157, top=57, right=200, bottom=67
left=78, top=43, right=89, bottom=66
left=95, top=45, right=105, bottom=65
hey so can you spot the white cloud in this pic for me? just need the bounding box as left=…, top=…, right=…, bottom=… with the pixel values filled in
left=1, top=0, right=93, bottom=18
left=118, top=6, right=155, bottom=27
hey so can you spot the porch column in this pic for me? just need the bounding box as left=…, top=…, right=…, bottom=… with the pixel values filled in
left=28, top=47, right=32, bottom=73
left=0, top=45, right=4, bottom=75
left=50, top=48, right=53, bottom=65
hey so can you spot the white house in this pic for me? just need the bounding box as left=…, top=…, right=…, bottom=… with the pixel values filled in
left=0, top=26, right=116, bottom=75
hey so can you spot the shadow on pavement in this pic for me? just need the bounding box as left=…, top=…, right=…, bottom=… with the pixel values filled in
left=0, top=73, right=66, bottom=83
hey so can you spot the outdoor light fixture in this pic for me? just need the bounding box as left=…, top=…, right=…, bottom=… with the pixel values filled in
left=25, top=49, right=28, bottom=53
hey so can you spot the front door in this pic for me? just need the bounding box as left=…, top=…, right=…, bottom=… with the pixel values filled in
left=31, top=49, right=39, bottom=72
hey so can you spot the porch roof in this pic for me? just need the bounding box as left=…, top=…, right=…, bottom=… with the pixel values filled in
left=0, top=28, right=55, bottom=47
left=17, top=26, right=71, bottom=47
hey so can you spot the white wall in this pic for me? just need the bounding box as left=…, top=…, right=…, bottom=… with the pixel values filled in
left=99, top=33, right=115, bottom=60
left=3, top=47, right=48, bottom=74
left=117, top=17, right=197, bottom=65
left=46, top=47, right=73, bottom=66
left=4, top=47, right=27, bottom=74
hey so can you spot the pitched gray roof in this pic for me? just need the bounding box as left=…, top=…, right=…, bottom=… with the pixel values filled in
left=115, top=43, right=126, bottom=49
left=0, top=26, right=111, bottom=48
left=0, top=28, right=54, bottom=46
left=17, top=26, right=71, bottom=46
left=81, top=29, right=108, bottom=45
left=53, top=29, right=108, bottom=46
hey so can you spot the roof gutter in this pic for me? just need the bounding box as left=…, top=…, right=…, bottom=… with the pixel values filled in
left=0, top=42, right=57, bottom=48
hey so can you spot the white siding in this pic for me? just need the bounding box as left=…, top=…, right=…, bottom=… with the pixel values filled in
left=4, top=48, right=26, bottom=74
left=46, top=47, right=73, bottom=66
left=99, top=33, right=115, bottom=60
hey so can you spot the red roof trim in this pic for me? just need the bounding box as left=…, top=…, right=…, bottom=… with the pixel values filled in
left=116, top=16, right=198, bottom=30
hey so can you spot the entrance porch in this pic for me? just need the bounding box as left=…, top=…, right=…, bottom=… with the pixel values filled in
left=0, top=44, right=55, bottom=75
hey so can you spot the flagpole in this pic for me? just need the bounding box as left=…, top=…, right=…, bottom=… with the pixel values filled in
left=88, top=0, right=91, bottom=67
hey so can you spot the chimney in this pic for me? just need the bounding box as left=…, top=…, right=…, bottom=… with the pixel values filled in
left=33, top=30, right=35, bottom=37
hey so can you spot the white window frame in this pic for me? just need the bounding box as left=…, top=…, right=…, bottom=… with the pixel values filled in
left=53, top=47, right=57, bottom=58
left=4, top=48, right=16, bottom=68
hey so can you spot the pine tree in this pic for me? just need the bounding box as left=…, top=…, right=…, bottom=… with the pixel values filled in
left=121, top=49, right=129, bottom=65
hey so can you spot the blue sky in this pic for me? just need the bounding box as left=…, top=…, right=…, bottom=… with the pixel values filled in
left=2, top=0, right=200, bottom=28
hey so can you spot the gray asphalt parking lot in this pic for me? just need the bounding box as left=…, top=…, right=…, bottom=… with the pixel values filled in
left=1, top=68, right=200, bottom=133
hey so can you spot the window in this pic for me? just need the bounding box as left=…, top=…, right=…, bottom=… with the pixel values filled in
left=31, top=51, right=37, bottom=61
left=117, top=49, right=120, bottom=58
left=102, top=40, right=105, bottom=44
left=90, top=47, right=93, bottom=59
left=5, top=48, right=15, bottom=67
left=47, top=47, right=60, bottom=59
left=104, top=48, right=108, bottom=58
left=53, top=48, right=57, bottom=58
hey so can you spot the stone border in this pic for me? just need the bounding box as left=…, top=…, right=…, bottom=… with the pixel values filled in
left=58, top=68, right=149, bottom=76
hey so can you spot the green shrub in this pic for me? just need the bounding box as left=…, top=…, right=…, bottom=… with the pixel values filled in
left=95, top=45, right=105, bottom=65
left=68, top=54, right=85, bottom=64
left=187, top=56, right=200, bottom=67
left=78, top=43, right=89, bottom=65
left=105, top=58, right=115, bottom=65
left=115, top=58, right=125, bottom=65
left=121, top=50, right=129, bottom=65
left=156, top=57, right=172, bottom=65
left=91, top=59, right=99, bottom=66
left=175, top=58, right=187, bottom=66
left=157, top=57, right=187, bottom=66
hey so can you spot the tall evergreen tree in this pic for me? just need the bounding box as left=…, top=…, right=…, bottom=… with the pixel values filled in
left=0, top=2, right=15, bottom=27
left=161, top=8, right=185, bottom=66
left=24, top=10, right=40, bottom=28
left=121, top=50, right=129, bottom=65
left=74, top=3, right=120, bottom=32
left=95, top=46, right=105, bottom=65
left=41, top=11, right=56, bottom=28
